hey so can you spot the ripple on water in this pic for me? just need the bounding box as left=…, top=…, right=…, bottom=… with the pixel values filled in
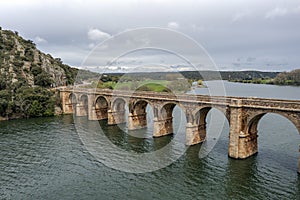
left=0, top=101, right=300, bottom=199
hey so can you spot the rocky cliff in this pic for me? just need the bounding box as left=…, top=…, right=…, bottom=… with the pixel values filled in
left=0, top=27, right=81, bottom=120
left=0, top=27, right=77, bottom=90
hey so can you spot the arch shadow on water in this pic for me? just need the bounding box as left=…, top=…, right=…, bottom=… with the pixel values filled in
left=223, top=113, right=300, bottom=199
left=249, top=113, right=299, bottom=172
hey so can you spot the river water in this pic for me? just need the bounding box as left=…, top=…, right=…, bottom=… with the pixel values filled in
left=0, top=81, right=300, bottom=199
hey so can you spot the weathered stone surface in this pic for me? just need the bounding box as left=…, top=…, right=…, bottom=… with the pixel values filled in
left=153, top=117, right=173, bottom=137
left=128, top=113, right=147, bottom=130
left=60, top=88, right=300, bottom=172
left=185, top=123, right=206, bottom=145
left=108, top=110, right=126, bottom=125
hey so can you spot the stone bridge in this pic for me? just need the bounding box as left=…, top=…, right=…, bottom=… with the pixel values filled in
left=59, top=88, right=300, bottom=172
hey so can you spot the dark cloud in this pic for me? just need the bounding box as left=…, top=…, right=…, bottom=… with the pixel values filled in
left=0, top=0, right=299, bottom=71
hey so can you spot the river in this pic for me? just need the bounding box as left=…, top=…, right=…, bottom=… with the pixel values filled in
left=0, top=81, right=300, bottom=199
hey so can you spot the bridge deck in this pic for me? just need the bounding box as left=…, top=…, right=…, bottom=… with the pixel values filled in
left=60, top=88, right=300, bottom=111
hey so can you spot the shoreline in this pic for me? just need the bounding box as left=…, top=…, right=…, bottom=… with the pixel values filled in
left=228, top=80, right=300, bottom=87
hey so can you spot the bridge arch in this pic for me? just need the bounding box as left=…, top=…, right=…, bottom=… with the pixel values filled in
left=108, top=97, right=128, bottom=125
left=111, top=97, right=127, bottom=112
left=78, top=94, right=88, bottom=116
left=66, top=93, right=77, bottom=113
left=128, top=99, right=154, bottom=130
left=130, top=99, right=153, bottom=114
left=159, top=102, right=187, bottom=120
left=68, top=93, right=77, bottom=104
left=186, top=106, right=230, bottom=145
left=95, top=96, right=109, bottom=120
left=245, top=111, right=300, bottom=172
left=79, top=94, right=88, bottom=104
left=247, top=111, right=300, bottom=136
left=153, top=102, right=187, bottom=139
left=192, top=106, right=230, bottom=124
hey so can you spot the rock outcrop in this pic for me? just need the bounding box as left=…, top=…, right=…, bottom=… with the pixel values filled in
left=0, top=27, right=77, bottom=89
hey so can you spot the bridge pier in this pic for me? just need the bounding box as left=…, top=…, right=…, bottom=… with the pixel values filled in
left=63, top=103, right=74, bottom=114
left=88, top=106, right=109, bottom=121
left=238, top=132, right=258, bottom=158
left=153, top=117, right=173, bottom=137
left=128, top=113, right=147, bottom=130
left=228, top=102, right=258, bottom=159
left=96, top=107, right=108, bottom=120
left=76, top=104, right=88, bottom=117
left=88, top=106, right=98, bottom=120
left=108, top=110, right=126, bottom=125
left=185, top=123, right=206, bottom=145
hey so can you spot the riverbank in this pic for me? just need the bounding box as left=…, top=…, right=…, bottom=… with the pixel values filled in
left=229, top=79, right=300, bottom=86
left=228, top=69, right=300, bottom=86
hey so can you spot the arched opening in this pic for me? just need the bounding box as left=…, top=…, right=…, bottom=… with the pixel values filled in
left=109, top=98, right=128, bottom=125
left=78, top=94, right=88, bottom=116
left=128, top=100, right=154, bottom=139
left=172, top=104, right=187, bottom=143
left=67, top=93, right=77, bottom=113
left=161, top=103, right=176, bottom=120
left=193, top=107, right=230, bottom=149
left=95, top=96, right=108, bottom=120
left=113, top=98, right=126, bottom=112
left=248, top=113, right=265, bottom=136
left=247, top=112, right=299, bottom=172
left=128, top=100, right=153, bottom=130
left=68, top=93, right=77, bottom=104
left=156, top=103, right=187, bottom=143
left=194, top=107, right=212, bottom=139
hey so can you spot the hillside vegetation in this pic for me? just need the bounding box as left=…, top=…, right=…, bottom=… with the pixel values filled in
left=0, top=27, right=80, bottom=119
left=86, top=71, right=278, bottom=92
left=230, top=69, right=300, bottom=86
left=0, top=29, right=78, bottom=88
left=272, top=69, right=300, bottom=86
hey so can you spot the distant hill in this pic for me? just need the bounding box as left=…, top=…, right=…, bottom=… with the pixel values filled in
left=103, top=70, right=279, bottom=81
left=272, top=69, right=300, bottom=86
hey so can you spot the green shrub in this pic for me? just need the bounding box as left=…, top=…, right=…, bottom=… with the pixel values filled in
left=31, top=64, right=42, bottom=76
left=34, top=71, right=53, bottom=87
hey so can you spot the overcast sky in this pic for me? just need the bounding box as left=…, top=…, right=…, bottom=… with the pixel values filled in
left=0, top=0, right=300, bottom=72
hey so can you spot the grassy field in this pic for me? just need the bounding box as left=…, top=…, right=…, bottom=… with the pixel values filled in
left=114, top=80, right=172, bottom=92
left=90, top=79, right=192, bottom=93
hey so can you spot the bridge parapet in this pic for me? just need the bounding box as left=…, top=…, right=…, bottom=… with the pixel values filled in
left=60, top=88, right=300, bottom=110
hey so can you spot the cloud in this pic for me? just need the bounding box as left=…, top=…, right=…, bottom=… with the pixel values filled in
left=247, top=57, right=256, bottom=62
left=87, top=28, right=111, bottom=41
left=1, top=0, right=299, bottom=71
left=292, top=5, right=300, bottom=13
left=34, top=36, right=47, bottom=44
left=167, top=22, right=179, bottom=29
left=232, top=10, right=251, bottom=22
left=265, top=7, right=287, bottom=19
left=88, top=43, right=95, bottom=49
left=190, top=24, right=206, bottom=32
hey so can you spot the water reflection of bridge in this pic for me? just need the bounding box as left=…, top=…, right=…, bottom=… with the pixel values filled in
left=59, top=88, right=300, bottom=172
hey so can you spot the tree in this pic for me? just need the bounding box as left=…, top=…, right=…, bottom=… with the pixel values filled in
left=0, top=99, right=8, bottom=116
left=28, top=100, right=43, bottom=117
left=0, top=74, right=6, bottom=90
left=197, top=80, right=203, bottom=85
left=273, top=69, right=300, bottom=86
left=31, top=65, right=43, bottom=76
left=14, top=86, right=55, bottom=118
left=34, top=72, right=53, bottom=87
